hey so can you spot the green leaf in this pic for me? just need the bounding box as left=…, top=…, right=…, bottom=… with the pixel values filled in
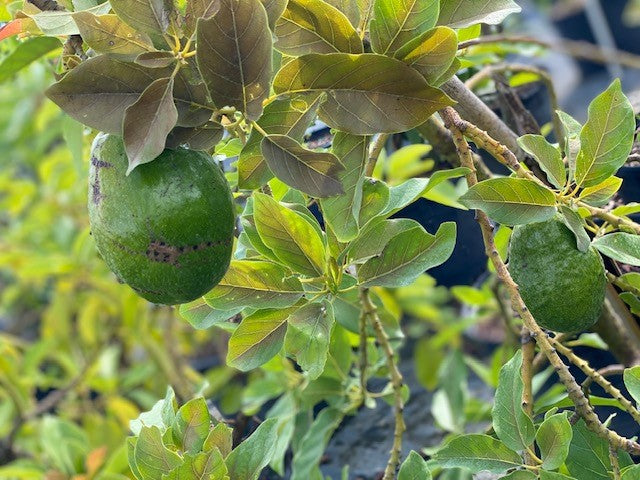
left=46, top=55, right=210, bottom=134
left=226, top=418, right=279, bottom=480
left=274, top=0, right=362, bottom=55
left=129, top=388, right=176, bottom=436
left=179, top=298, right=240, bottom=330
left=559, top=205, right=590, bottom=253
left=432, top=434, right=522, bottom=473
left=123, top=76, right=178, bottom=174
left=272, top=52, right=453, bottom=134
left=134, top=51, right=176, bottom=68
left=325, top=0, right=360, bottom=26
left=73, top=13, right=153, bottom=57
left=517, top=134, right=566, bottom=189
left=592, top=233, right=640, bottom=266
left=203, top=423, right=234, bottom=458
left=227, top=308, right=296, bottom=371
left=0, top=36, right=60, bottom=84
left=205, top=260, right=304, bottom=310
left=165, top=124, right=224, bottom=151
left=566, top=420, right=616, bottom=480
left=134, top=426, right=181, bottom=480
left=319, top=133, right=369, bottom=242
left=172, top=397, right=211, bottom=454
left=393, top=26, right=458, bottom=85
left=344, top=217, right=418, bottom=264
left=196, top=0, right=272, bottom=120
left=575, top=79, right=635, bottom=187
left=459, top=177, right=557, bottom=225
left=579, top=176, right=623, bottom=207
left=536, top=412, right=572, bottom=470
left=25, top=2, right=110, bottom=35
left=398, top=451, right=432, bottom=480
left=265, top=395, right=297, bottom=475
left=539, top=472, right=576, bottom=480
left=493, top=351, right=535, bottom=452
left=162, top=450, right=227, bottom=480
left=184, top=0, right=218, bottom=36
left=290, top=408, right=343, bottom=480
left=358, top=221, right=456, bottom=287
left=359, top=178, right=390, bottom=225
left=285, top=302, right=335, bottom=379
left=621, top=465, right=640, bottom=480
left=501, top=471, right=536, bottom=480
left=260, top=0, right=289, bottom=29
left=110, top=0, right=172, bottom=35
left=370, top=0, right=440, bottom=55
left=437, top=0, right=521, bottom=28
left=239, top=95, right=321, bottom=189
left=253, top=193, right=326, bottom=275
left=557, top=111, right=582, bottom=183
left=261, top=134, right=345, bottom=197
left=624, top=366, right=640, bottom=405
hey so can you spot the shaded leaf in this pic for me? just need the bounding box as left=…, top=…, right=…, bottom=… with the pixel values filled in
left=274, top=0, right=362, bottom=55
left=273, top=52, right=453, bottom=134
left=592, top=233, right=640, bottom=266
left=285, top=302, right=335, bottom=379
left=344, top=217, right=418, bottom=264
left=437, top=0, right=521, bottom=29
left=238, top=95, right=321, bottom=189
left=576, top=80, right=635, bottom=187
left=253, top=193, right=326, bottom=275
left=225, top=418, right=279, bottom=480
left=185, top=0, right=219, bottom=36
left=398, top=451, right=432, bottom=480
left=0, top=36, right=61, bottom=84
left=73, top=13, right=153, bottom=57
left=134, top=426, right=181, bottom=479
left=203, top=423, right=234, bottom=458
left=566, top=420, right=616, bottom=480
left=261, top=134, right=345, bottom=198
left=110, top=0, right=172, bottom=35
left=162, top=450, right=227, bottom=480
left=358, top=221, right=456, bottom=287
left=205, top=260, right=304, bottom=310
left=459, top=177, right=557, bottom=225
left=165, top=124, right=223, bottom=151
left=432, top=434, right=522, bottom=473
left=319, top=133, right=369, bottom=242
left=539, top=472, right=576, bottom=480
left=370, top=0, right=439, bottom=55
left=501, top=471, right=536, bottom=479
left=359, top=178, right=390, bottom=225
left=517, top=134, right=566, bottom=189
left=172, top=397, right=211, bottom=454
left=579, top=176, right=623, bottom=207
left=25, top=2, right=110, bottom=36
left=560, top=205, right=590, bottom=253
left=624, top=366, right=640, bottom=405
left=260, top=0, right=289, bottom=30
left=196, top=0, right=272, bottom=120
left=123, top=76, right=178, bottom=174
left=324, top=0, right=360, bottom=26
left=135, top=51, right=176, bottom=68
left=536, top=412, right=572, bottom=470
left=493, top=351, right=535, bottom=452
left=393, top=26, right=458, bottom=85
left=179, top=298, right=240, bottom=330
left=557, top=111, right=581, bottom=182
left=227, top=308, right=296, bottom=371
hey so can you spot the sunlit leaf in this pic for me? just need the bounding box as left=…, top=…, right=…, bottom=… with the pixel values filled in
left=172, top=397, right=211, bottom=454
left=437, top=0, right=521, bottom=29
left=592, top=233, right=640, bottom=267
left=73, top=13, right=153, bottom=57
left=398, top=450, right=432, bottom=480
left=134, top=426, right=181, bottom=479
left=0, top=37, right=60, bottom=84
left=25, top=2, right=111, bottom=36
left=517, top=134, right=566, bottom=189
left=162, top=451, right=227, bottom=480
left=536, top=412, right=572, bottom=470
left=432, top=434, right=522, bottom=473
left=579, top=176, right=623, bottom=207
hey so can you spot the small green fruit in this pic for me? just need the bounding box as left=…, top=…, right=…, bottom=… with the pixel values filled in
left=88, top=134, right=235, bottom=305
left=508, top=217, right=605, bottom=333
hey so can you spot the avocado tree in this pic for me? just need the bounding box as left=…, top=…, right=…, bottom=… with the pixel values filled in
left=3, top=0, right=640, bottom=478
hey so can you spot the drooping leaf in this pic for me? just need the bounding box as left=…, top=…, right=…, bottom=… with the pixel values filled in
left=492, top=351, right=535, bottom=452
left=266, top=395, right=297, bottom=475
left=253, top=193, right=326, bottom=275
left=358, top=221, right=456, bottom=287
left=172, top=397, right=211, bottom=454
left=123, top=76, right=178, bottom=173
left=369, top=0, right=440, bottom=55
left=110, top=0, right=173, bottom=35
left=398, top=451, right=432, bottom=480
left=559, top=205, right=590, bottom=253
left=205, top=260, right=304, bottom=310
left=225, top=418, right=279, bottom=480
left=437, top=0, right=521, bottom=29
left=46, top=56, right=210, bottom=134
left=162, top=451, right=227, bottom=480
left=557, top=110, right=582, bottom=182
left=261, top=134, right=345, bottom=198
left=238, top=95, right=321, bottom=189
left=73, top=13, right=153, bottom=57
left=134, top=426, right=182, bottom=479
left=575, top=80, right=635, bottom=187
left=459, top=177, right=557, bottom=225
left=0, top=36, right=61, bottom=84
left=624, top=366, right=640, bottom=405
left=179, top=298, right=240, bottom=330
left=227, top=308, right=296, bottom=370
left=536, top=412, right=572, bottom=470
left=319, top=133, right=369, bottom=242
left=579, top=176, right=623, bottom=206
left=592, top=233, right=640, bottom=267
left=285, top=302, right=335, bottom=379
left=393, top=26, right=458, bottom=85
left=432, top=434, right=522, bottom=473
left=24, top=2, right=111, bottom=36
left=517, top=134, right=566, bottom=189
left=196, top=0, right=272, bottom=120
left=272, top=52, right=453, bottom=134
left=274, top=0, right=363, bottom=55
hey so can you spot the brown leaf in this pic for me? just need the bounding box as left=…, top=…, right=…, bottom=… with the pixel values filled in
left=110, top=0, right=173, bottom=35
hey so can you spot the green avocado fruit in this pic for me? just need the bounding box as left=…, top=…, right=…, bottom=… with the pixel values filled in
left=508, top=217, right=606, bottom=333
left=88, top=133, right=235, bottom=305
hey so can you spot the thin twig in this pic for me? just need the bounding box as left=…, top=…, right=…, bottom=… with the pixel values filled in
left=521, top=329, right=536, bottom=466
